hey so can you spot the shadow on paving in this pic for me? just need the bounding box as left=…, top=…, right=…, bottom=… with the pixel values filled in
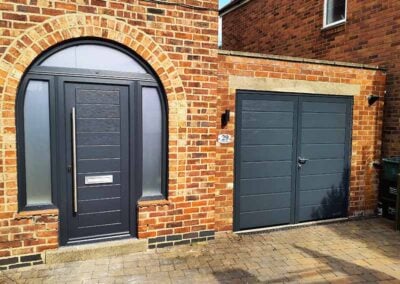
left=268, top=245, right=396, bottom=283
left=212, top=268, right=260, bottom=283
left=307, top=167, right=400, bottom=261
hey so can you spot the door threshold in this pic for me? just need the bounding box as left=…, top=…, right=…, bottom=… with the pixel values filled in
left=235, top=217, right=349, bottom=235
left=45, top=238, right=147, bottom=264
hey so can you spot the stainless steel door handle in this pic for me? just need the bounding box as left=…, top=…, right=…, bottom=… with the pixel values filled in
left=72, top=107, right=78, bottom=213
left=297, top=157, right=309, bottom=165
left=298, top=157, right=309, bottom=167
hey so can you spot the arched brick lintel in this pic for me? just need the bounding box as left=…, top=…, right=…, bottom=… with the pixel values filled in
left=0, top=13, right=187, bottom=195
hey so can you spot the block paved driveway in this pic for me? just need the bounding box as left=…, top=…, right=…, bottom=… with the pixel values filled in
left=1, top=218, right=400, bottom=283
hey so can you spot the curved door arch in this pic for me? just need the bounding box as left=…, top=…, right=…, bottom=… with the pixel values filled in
left=16, top=40, right=168, bottom=245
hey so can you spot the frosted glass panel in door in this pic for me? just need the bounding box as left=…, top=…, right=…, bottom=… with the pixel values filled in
left=40, top=44, right=148, bottom=73
left=142, top=87, right=163, bottom=197
left=24, top=80, right=52, bottom=206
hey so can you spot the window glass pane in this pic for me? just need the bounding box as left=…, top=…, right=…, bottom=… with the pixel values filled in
left=24, top=80, right=52, bottom=206
left=40, top=44, right=148, bottom=73
left=326, top=0, right=346, bottom=25
left=142, top=87, right=163, bottom=197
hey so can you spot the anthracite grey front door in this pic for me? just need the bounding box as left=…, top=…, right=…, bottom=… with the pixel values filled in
left=235, top=92, right=352, bottom=231
left=62, top=80, right=131, bottom=244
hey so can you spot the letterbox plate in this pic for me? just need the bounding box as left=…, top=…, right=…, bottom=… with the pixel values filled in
left=85, top=175, right=113, bottom=185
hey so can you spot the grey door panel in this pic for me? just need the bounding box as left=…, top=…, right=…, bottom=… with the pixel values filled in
left=241, top=129, right=293, bottom=145
left=77, top=118, right=120, bottom=132
left=78, top=197, right=121, bottom=214
left=78, top=159, right=121, bottom=173
left=235, top=93, right=297, bottom=229
left=240, top=177, right=292, bottom=195
left=240, top=209, right=291, bottom=230
left=64, top=81, right=131, bottom=244
left=241, top=161, right=292, bottom=179
left=240, top=193, right=291, bottom=212
left=301, top=144, right=345, bottom=159
left=242, top=99, right=295, bottom=112
left=77, top=146, right=120, bottom=159
left=302, top=102, right=347, bottom=113
left=301, top=129, right=346, bottom=144
left=297, top=97, right=351, bottom=223
left=299, top=173, right=343, bottom=191
left=302, top=113, right=346, bottom=128
left=241, top=145, right=292, bottom=162
left=241, top=112, right=294, bottom=128
left=299, top=159, right=345, bottom=175
left=76, top=104, right=121, bottom=118
left=235, top=92, right=352, bottom=231
left=79, top=185, right=121, bottom=200
left=77, top=133, right=121, bottom=145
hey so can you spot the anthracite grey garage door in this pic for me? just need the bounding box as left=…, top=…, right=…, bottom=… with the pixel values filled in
left=235, top=91, right=352, bottom=231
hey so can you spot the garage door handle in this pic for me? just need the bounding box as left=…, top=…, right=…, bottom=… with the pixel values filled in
left=298, top=157, right=309, bottom=165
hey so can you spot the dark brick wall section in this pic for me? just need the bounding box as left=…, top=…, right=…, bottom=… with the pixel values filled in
left=148, top=230, right=215, bottom=249
left=0, top=254, right=42, bottom=270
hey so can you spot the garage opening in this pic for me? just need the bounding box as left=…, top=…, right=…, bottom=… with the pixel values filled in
left=234, top=91, right=353, bottom=231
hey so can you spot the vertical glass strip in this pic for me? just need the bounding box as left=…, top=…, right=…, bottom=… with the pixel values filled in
left=142, top=87, right=163, bottom=197
left=24, top=80, right=52, bottom=206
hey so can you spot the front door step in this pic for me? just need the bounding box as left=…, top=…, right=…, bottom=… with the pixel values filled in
left=45, top=238, right=147, bottom=264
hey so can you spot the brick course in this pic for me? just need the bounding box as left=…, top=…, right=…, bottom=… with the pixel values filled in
left=222, top=0, right=400, bottom=156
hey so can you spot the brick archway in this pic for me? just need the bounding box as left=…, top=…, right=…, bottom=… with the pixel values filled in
left=0, top=14, right=187, bottom=208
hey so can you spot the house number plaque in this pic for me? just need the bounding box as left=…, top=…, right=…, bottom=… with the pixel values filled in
left=218, top=134, right=232, bottom=144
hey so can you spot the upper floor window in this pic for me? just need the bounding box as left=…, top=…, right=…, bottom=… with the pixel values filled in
left=324, top=0, right=347, bottom=28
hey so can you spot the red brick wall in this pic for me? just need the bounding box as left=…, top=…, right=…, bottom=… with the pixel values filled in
left=0, top=0, right=218, bottom=261
left=222, top=0, right=400, bottom=156
left=216, top=52, right=386, bottom=231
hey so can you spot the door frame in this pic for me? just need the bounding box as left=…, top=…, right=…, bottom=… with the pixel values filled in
left=233, top=90, right=353, bottom=231
left=57, top=76, right=139, bottom=246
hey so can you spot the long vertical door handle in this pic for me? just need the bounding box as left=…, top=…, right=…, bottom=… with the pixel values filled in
left=72, top=107, right=78, bottom=213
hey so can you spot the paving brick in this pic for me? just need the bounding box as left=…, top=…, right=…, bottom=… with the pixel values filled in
left=0, top=219, right=398, bottom=283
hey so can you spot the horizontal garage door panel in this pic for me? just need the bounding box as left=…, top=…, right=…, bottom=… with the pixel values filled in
left=302, top=102, right=347, bottom=113
left=302, top=129, right=346, bottom=144
left=241, top=145, right=292, bottom=162
left=240, top=177, right=291, bottom=195
left=302, top=113, right=346, bottom=128
left=299, top=188, right=347, bottom=206
left=240, top=193, right=291, bottom=212
left=242, top=100, right=294, bottom=112
left=241, top=112, right=293, bottom=129
left=241, top=129, right=293, bottom=145
left=298, top=203, right=346, bottom=221
left=299, top=173, right=344, bottom=191
left=301, top=144, right=345, bottom=159
left=241, top=161, right=292, bottom=179
left=240, top=209, right=291, bottom=230
left=299, top=159, right=345, bottom=175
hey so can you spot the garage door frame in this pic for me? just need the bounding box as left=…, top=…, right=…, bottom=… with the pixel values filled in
left=233, top=90, right=353, bottom=231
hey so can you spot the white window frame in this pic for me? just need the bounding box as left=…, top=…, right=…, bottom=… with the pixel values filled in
left=323, top=0, right=347, bottom=28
